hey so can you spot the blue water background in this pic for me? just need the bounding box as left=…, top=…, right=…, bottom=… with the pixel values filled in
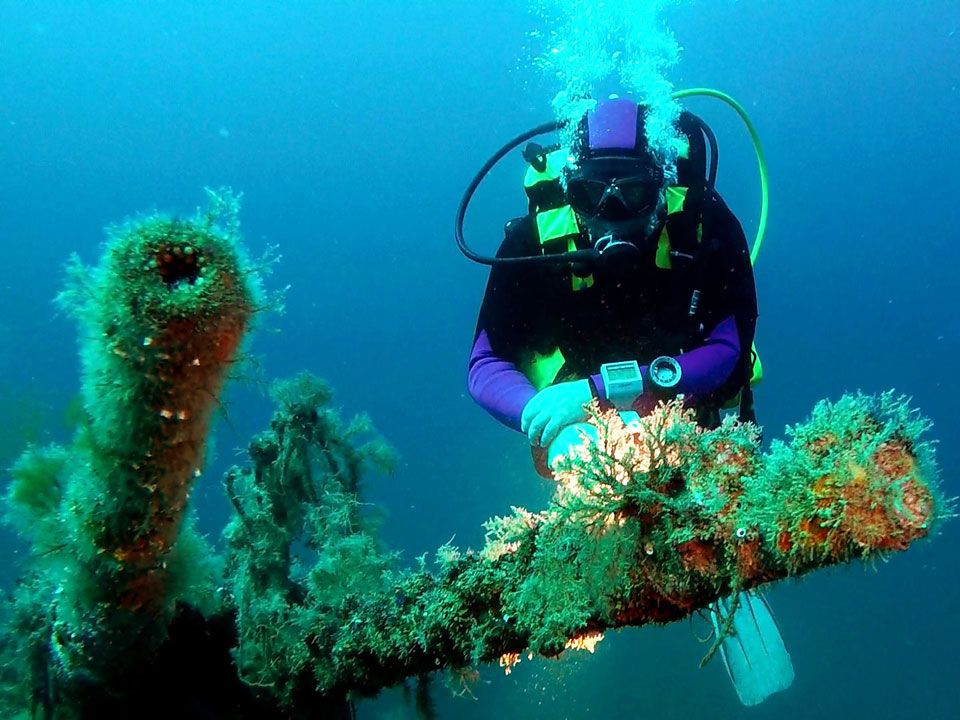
left=1, top=2, right=958, bottom=717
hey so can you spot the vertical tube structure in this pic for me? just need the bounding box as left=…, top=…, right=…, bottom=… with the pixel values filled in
left=51, top=193, right=256, bottom=688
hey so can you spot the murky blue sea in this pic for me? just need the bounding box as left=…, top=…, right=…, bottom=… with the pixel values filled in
left=1, top=2, right=958, bottom=718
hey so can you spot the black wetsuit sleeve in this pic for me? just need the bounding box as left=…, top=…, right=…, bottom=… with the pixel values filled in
left=467, top=217, right=555, bottom=430
left=700, top=191, right=759, bottom=400
left=472, top=216, right=555, bottom=361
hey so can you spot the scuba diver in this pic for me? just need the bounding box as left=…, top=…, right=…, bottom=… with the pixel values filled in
left=467, top=97, right=757, bottom=456
left=458, top=95, right=794, bottom=706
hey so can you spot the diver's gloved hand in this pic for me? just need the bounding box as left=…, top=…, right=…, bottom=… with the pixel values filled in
left=520, top=379, right=593, bottom=448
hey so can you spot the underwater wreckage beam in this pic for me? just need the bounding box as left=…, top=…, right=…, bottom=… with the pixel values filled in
left=0, top=195, right=943, bottom=713
left=227, top=389, right=943, bottom=698
left=6, top=190, right=256, bottom=694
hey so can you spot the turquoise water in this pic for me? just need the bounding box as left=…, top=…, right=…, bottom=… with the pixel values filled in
left=1, top=2, right=958, bottom=717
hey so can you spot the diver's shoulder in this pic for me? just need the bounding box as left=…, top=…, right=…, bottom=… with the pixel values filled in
left=497, top=215, right=538, bottom=258
left=700, top=188, right=747, bottom=243
left=504, top=214, right=534, bottom=238
left=701, top=188, right=739, bottom=223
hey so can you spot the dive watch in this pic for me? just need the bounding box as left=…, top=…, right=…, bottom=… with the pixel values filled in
left=648, top=355, right=682, bottom=393
left=600, top=360, right=644, bottom=410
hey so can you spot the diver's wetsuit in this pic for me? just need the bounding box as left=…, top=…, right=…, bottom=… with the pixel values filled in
left=468, top=188, right=758, bottom=430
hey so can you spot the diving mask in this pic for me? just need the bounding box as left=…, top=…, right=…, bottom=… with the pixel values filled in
left=566, top=174, right=662, bottom=222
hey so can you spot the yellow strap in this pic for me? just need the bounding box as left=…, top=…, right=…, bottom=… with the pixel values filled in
left=655, top=227, right=673, bottom=270
left=655, top=187, right=702, bottom=270
left=749, top=342, right=763, bottom=385
left=666, top=186, right=688, bottom=215
left=572, top=274, right=594, bottom=291
left=524, top=148, right=569, bottom=188
left=536, top=205, right=580, bottom=246
left=523, top=347, right=566, bottom=390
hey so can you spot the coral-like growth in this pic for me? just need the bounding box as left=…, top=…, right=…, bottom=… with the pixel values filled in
left=271, top=395, right=941, bottom=697
left=223, top=373, right=396, bottom=706
left=3, top=189, right=258, bottom=705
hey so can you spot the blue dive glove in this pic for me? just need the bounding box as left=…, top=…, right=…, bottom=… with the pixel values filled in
left=520, top=379, right=593, bottom=448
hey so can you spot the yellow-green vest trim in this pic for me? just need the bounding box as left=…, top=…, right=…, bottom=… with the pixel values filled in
left=520, top=148, right=762, bottom=399
left=533, top=205, right=594, bottom=291
left=525, top=149, right=595, bottom=292
left=655, top=186, right=703, bottom=270
left=522, top=347, right=566, bottom=391
left=535, top=205, right=580, bottom=247
left=722, top=342, right=763, bottom=409
left=523, top=148, right=570, bottom=191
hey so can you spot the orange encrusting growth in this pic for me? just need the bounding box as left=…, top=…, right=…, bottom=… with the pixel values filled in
left=109, top=312, right=248, bottom=612
left=69, top=205, right=256, bottom=622
left=538, top=398, right=939, bottom=632
left=269, top=393, right=939, bottom=696
left=35, top=193, right=260, bottom=689
left=789, top=437, right=933, bottom=559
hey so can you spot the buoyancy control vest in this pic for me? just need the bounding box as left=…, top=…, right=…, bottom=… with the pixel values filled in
left=519, top=113, right=762, bottom=415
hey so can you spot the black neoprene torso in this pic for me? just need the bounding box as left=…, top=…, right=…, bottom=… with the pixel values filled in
left=474, top=188, right=759, bottom=406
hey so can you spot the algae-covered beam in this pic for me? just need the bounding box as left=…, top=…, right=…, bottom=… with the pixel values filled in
left=229, top=393, right=941, bottom=698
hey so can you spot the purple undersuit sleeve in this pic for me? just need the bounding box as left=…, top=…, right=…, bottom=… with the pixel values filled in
left=591, top=315, right=742, bottom=403
left=468, top=330, right=538, bottom=431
